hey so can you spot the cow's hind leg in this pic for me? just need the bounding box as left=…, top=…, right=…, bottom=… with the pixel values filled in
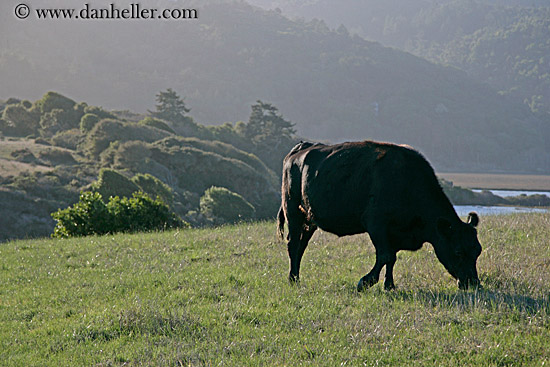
left=287, top=218, right=317, bottom=283
left=383, top=254, right=396, bottom=290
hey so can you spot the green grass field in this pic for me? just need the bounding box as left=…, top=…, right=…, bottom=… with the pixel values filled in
left=1, top=215, right=549, bottom=366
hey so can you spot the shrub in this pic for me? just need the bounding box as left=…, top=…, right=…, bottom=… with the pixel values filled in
left=154, top=136, right=276, bottom=185
left=5, top=97, right=21, bottom=105
left=51, top=129, right=84, bottom=150
left=34, top=137, right=51, bottom=146
left=200, top=186, right=255, bottom=224
left=148, top=140, right=280, bottom=219
left=10, top=148, right=38, bottom=164
left=112, top=141, right=152, bottom=169
left=51, top=191, right=110, bottom=238
left=39, top=108, right=75, bottom=136
left=38, top=149, right=77, bottom=166
left=80, top=113, right=100, bottom=133
left=507, top=194, right=550, bottom=207
left=32, top=92, right=84, bottom=137
left=138, top=117, right=176, bottom=134
left=51, top=191, right=184, bottom=238
left=132, top=173, right=173, bottom=205
left=34, top=91, right=76, bottom=114
left=106, top=192, right=183, bottom=234
left=1, top=103, right=40, bottom=136
left=91, top=168, right=140, bottom=201
left=83, top=105, right=116, bottom=120
left=84, top=119, right=170, bottom=158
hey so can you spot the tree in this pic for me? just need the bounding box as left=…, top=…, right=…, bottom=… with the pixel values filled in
left=149, top=88, right=191, bottom=124
left=245, top=100, right=296, bottom=148
left=243, top=100, right=297, bottom=173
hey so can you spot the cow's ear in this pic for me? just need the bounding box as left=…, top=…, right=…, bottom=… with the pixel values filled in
left=437, top=218, right=453, bottom=238
left=467, top=212, right=479, bottom=227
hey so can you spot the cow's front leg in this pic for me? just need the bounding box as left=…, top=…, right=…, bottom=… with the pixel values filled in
left=356, top=250, right=394, bottom=291
left=357, top=252, right=396, bottom=292
left=358, top=214, right=400, bottom=291
left=356, top=258, right=383, bottom=292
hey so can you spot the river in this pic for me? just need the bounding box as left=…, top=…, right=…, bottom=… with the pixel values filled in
left=456, top=189, right=550, bottom=216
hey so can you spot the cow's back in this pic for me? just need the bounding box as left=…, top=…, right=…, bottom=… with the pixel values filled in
left=285, top=141, right=447, bottom=237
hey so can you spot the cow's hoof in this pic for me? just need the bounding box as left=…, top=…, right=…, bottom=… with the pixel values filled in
left=288, top=274, right=300, bottom=285
left=357, top=276, right=377, bottom=292
left=384, top=281, right=396, bottom=291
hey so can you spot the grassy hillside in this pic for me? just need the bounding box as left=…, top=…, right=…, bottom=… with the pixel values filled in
left=1, top=215, right=549, bottom=365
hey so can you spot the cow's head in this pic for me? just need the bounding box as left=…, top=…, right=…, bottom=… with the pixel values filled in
left=435, top=212, right=482, bottom=290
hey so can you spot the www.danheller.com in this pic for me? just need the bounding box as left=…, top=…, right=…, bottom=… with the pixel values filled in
left=14, top=3, right=198, bottom=20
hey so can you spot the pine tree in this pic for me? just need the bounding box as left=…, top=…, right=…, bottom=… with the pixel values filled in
left=246, top=100, right=296, bottom=147
left=149, top=88, right=191, bottom=124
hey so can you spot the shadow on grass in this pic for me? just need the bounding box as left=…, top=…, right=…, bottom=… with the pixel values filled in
left=385, top=287, right=549, bottom=315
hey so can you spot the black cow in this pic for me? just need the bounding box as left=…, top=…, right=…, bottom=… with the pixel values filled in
left=277, top=141, right=482, bottom=291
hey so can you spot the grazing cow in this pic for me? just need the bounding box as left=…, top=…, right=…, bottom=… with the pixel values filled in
left=277, top=141, right=482, bottom=291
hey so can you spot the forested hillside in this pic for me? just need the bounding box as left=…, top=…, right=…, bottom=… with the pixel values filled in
left=246, top=0, right=550, bottom=117
left=1, top=0, right=548, bottom=173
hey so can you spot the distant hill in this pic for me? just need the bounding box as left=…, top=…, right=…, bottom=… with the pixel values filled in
left=1, top=0, right=549, bottom=173
left=246, top=0, right=550, bottom=118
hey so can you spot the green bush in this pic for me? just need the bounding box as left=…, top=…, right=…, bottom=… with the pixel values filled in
left=1, top=103, right=40, bottom=136
left=84, top=119, right=170, bottom=158
left=51, top=191, right=110, bottom=238
left=80, top=113, right=100, bottom=133
left=138, top=117, right=176, bottom=134
left=83, top=105, right=115, bottom=120
left=51, top=191, right=184, bottom=238
left=91, top=168, right=140, bottom=201
left=200, top=186, right=255, bottom=224
left=34, top=91, right=76, bottom=114
left=131, top=173, right=173, bottom=205
left=112, top=141, right=152, bottom=169
left=154, top=136, right=276, bottom=185
left=51, top=129, right=84, bottom=150
left=148, top=140, right=280, bottom=219
left=38, top=149, right=77, bottom=166
left=91, top=169, right=174, bottom=206
left=30, top=92, right=84, bottom=137
left=107, top=192, right=183, bottom=234
left=39, top=108, right=79, bottom=136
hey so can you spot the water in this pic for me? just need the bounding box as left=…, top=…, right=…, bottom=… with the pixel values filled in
left=454, top=205, right=548, bottom=217
left=458, top=189, right=550, bottom=216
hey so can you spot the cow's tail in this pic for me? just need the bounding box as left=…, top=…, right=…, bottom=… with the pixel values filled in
left=277, top=206, right=285, bottom=240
